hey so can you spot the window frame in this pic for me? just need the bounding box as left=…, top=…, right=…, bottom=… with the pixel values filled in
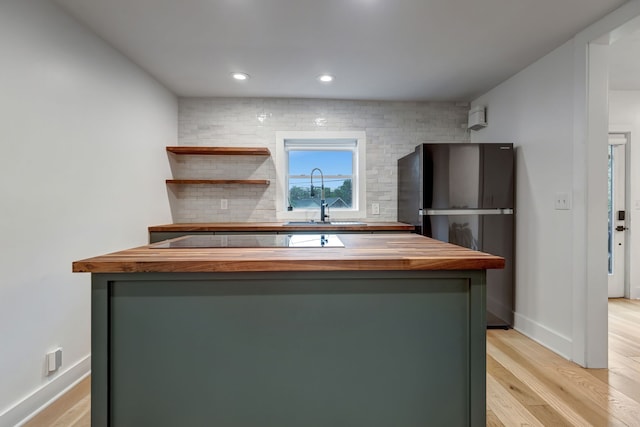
left=275, top=131, right=367, bottom=221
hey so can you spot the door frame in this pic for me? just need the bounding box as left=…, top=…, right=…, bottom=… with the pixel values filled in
left=573, top=3, right=640, bottom=368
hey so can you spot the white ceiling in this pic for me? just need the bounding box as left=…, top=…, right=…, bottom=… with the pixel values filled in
left=54, top=0, right=631, bottom=101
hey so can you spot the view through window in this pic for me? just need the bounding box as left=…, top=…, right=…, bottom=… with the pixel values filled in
left=276, top=131, right=366, bottom=219
left=287, top=149, right=354, bottom=210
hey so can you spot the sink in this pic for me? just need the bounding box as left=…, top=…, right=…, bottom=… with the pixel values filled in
left=285, top=221, right=366, bottom=226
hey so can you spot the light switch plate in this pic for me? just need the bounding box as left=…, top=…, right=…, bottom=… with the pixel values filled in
left=372, top=203, right=380, bottom=215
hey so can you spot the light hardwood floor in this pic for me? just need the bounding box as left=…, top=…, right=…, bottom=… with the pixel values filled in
left=25, top=299, right=640, bottom=426
left=488, top=298, right=640, bottom=426
left=22, top=376, right=90, bottom=427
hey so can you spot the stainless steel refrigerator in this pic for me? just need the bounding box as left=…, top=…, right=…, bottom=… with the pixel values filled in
left=397, top=143, right=515, bottom=328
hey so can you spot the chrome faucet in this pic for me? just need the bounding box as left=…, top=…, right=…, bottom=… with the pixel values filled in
left=310, top=168, right=329, bottom=223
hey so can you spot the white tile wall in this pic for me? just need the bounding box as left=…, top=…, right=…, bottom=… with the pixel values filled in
left=173, top=97, right=469, bottom=222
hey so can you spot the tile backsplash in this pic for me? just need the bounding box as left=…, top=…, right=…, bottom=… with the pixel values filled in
left=171, top=97, right=469, bottom=222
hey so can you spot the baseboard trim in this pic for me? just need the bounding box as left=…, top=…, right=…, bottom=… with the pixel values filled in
left=513, top=312, right=572, bottom=361
left=0, top=354, right=91, bottom=427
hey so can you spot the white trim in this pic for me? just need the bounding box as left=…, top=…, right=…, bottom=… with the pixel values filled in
left=284, top=139, right=357, bottom=149
left=275, top=131, right=367, bottom=221
left=609, top=124, right=633, bottom=134
left=513, top=313, right=572, bottom=361
left=0, top=355, right=91, bottom=427
left=608, top=133, right=628, bottom=145
left=578, top=41, right=609, bottom=369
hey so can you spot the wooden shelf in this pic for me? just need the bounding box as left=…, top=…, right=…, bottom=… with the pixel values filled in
left=165, top=146, right=270, bottom=191
left=166, top=146, right=270, bottom=156
left=166, top=179, right=270, bottom=185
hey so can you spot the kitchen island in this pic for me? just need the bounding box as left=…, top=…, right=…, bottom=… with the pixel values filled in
left=73, top=233, right=503, bottom=427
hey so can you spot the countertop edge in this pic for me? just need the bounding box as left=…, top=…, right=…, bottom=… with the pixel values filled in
left=72, top=257, right=505, bottom=273
left=72, top=234, right=505, bottom=273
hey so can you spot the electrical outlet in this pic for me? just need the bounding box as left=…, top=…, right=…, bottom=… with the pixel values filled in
left=47, top=348, right=62, bottom=374
left=554, top=192, right=571, bottom=210
left=221, top=199, right=228, bottom=210
left=371, top=203, right=380, bottom=215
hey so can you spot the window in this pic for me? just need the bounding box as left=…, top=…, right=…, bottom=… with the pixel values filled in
left=276, top=131, right=366, bottom=220
left=288, top=145, right=354, bottom=209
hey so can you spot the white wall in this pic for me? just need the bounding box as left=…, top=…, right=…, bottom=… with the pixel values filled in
left=0, top=1, right=177, bottom=425
left=610, top=90, right=640, bottom=299
left=471, top=41, right=577, bottom=358
left=177, top=98, right=469, bottom=222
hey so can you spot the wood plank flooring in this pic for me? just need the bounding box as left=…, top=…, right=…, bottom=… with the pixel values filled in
left=24, top=299, right=640, bottom=426
left=488, top=298, right=640, bottom=426
left=22, top=376, right=90, bottom=427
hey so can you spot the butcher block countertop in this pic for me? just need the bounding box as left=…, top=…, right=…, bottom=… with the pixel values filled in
left=148, top=222, right=415, bottom=232
left=73, top=233, right=504, bottom=273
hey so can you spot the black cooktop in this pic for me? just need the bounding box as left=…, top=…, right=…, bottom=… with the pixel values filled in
left=153, top=234, right=345, bottom=248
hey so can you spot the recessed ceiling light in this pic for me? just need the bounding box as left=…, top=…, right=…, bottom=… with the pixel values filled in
left=231, top=72, right=249, bottom=81
left=318, top=74, right=334, bottom=83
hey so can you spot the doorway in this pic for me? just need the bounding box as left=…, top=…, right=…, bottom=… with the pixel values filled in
left=607, top=134, right=628, bottom=298
left=578, top=3, right=640, bottom=368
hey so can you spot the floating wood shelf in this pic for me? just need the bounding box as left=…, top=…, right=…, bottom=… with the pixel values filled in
left=166, top=179, right=270, bottom=185
left=166, top=146, right=271, bottom=156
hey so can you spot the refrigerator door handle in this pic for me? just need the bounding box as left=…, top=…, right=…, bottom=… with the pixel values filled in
left=420, top=208, right=514, bottom=216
